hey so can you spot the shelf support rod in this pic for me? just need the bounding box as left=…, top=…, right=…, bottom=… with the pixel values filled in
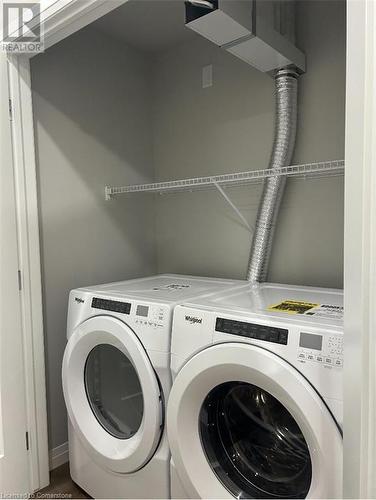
left=211, top=178, right=253, bottom=233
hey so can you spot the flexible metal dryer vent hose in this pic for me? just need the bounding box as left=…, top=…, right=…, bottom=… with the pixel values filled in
left=246, top=68, right=299, bottom=283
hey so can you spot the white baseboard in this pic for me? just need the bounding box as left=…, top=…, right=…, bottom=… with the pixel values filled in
left=49, top=441, right=69, bottom=470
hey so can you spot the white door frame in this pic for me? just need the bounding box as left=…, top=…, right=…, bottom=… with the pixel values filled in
left=4, top=0, right=376, bottom=496
left=4, top=0, right=128, bottom=492
left=7, top=53, right=50, bottom=493
left=1, top=51, right=30, bottom=497
left=343, top=0, right=376, bottom=497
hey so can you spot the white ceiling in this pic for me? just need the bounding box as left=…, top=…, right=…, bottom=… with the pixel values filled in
left=93, top=0, right=199, bottom=54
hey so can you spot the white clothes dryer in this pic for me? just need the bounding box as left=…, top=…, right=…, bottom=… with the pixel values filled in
left=168, top=282, right=343, bottom=499
left=62, top=274, right=243, bottom=499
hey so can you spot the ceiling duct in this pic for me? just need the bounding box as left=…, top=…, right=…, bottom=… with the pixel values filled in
left=185, top=0, right=305, bottom=74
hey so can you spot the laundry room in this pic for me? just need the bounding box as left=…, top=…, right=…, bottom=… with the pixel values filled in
left=30, top=0, right=345, bottom=484
left=4, top=0, right=369, bottom=498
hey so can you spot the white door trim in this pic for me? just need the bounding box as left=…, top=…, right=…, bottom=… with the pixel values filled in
left=5, top=0, right=129, bottom=491
left=344, top=0, right=376, bottom=497
left=0, top=51, right=30, bottom=496
left=7, top=54, right=49, bottom=492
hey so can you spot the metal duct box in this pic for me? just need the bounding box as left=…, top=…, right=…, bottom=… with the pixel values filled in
left=185, top=0, right=305, bottom=73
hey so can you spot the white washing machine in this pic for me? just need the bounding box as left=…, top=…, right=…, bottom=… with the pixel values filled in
left=62, top=274, right=244, bottom=499
left=168, top=282, right=343, bottom=499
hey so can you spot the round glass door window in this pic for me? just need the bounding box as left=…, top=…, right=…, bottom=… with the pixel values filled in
left=85, top=344, right=144, bottom=439
left=199, top=382, right=312, bottom=499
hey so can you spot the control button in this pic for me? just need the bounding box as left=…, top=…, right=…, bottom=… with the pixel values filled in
left=307, top=354, right=314, bottom=361
left=298, top=352, right=306, bottom=360
left=316, top=355, right=323, bottom=363
left=335, top=359, right=343, bottom=367
left=325, top=357, right=333, bottom=365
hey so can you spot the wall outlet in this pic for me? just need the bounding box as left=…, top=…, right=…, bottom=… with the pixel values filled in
left=202, top=64, right=213, bottom=88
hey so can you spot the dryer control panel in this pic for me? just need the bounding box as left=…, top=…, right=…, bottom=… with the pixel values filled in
left=91, top=296, right=167, bottom=330
left=92, top=297, right=131, bottom=314
left=297, top=331, right=343, bottom=368
left=134, top=304, right=166, bottom=330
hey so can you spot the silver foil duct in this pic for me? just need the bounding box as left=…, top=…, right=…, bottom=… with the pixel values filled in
left=247, top=68, right=299, bottom=283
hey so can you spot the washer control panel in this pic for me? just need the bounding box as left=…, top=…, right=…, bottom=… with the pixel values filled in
left=297, top=331, right=343, bottom=368
left=215, top=317, right=289, bottom=345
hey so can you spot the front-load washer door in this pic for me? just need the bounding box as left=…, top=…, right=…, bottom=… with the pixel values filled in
left=62, top=316, right=162, bottom=473
left=167, top=343, right=342, bottom=499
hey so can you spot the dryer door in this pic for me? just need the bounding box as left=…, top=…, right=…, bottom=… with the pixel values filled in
left=63, top=316, right=162, bottom=473
left=167, top=342, right=342, bottom=499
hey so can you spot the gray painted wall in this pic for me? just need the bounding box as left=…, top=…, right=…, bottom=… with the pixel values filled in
left=153, top=0, right=345, bottom=287
left=31, top=28, right=157, bottom=449
left=31, top=0, right=345, bottom=452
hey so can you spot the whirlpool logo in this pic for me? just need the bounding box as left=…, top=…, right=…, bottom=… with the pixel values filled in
left=185, top=315, right=203, bottom=325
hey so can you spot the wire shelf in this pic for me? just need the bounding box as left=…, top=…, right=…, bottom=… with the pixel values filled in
left=105, top=159, right=344, bottom=199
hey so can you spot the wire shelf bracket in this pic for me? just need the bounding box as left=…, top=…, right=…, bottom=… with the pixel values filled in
left=211, top=178, right=254, bottom=233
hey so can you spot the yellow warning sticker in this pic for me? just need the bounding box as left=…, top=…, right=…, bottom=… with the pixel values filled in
left=267, top=300, right=320, bottom=315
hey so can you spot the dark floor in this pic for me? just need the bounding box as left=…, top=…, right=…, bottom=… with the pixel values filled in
left=32, top=463, right=90, bottom=499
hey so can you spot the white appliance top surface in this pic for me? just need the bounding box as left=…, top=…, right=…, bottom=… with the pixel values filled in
left=184, top=282, right=344, bottom=328
left=77, top=274, right=245, bottom=304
